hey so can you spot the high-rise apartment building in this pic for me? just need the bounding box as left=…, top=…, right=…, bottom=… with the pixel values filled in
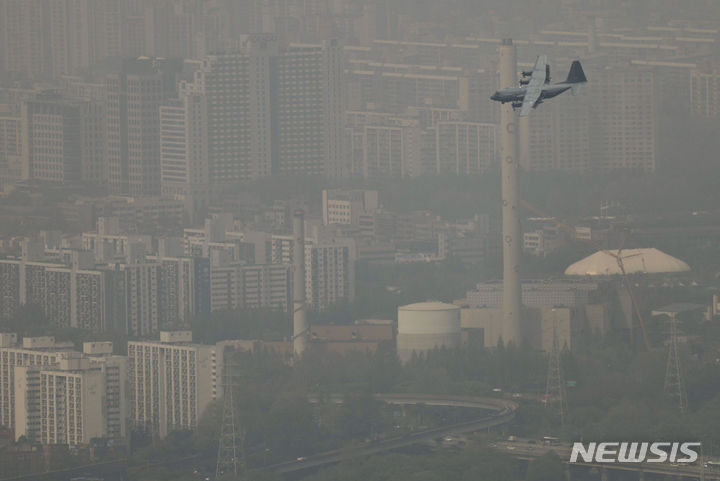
left=16, top=358, right=106, bottom=446
left=128, top=332, right=223, bottom=438
left=691, top=67, right=720, bottom=118
left=21, top=91, right=105, bottom=184
left=0, top=105, right=25, bottom=185
left=587, top=67, right=655, bottom=172
left=0, top=335, right=74, bottom=434
left=0, top=1, right=47, bottom=78
left=270, top=234, right=356, bottom=310
left=435, top=121, right=496, bottom=175
left=106, top=58, right=180, bottom=196
left=152, top=255, right=211, bottom=326
left=160, top=90, right=210, bottom=222
left=523, top=66, right=653, bottom=172
left=0, top=0, right=125, bottom=80
left=22, top=93, right=82, bottom=183
left=165, top=34, right=346, bottom=186
left=105, top=261, right=160, bottom=337
left=0, top=253, right=106, bottom=332
left=210, top=263, right=292, bottom=312
left=307, top=242, right=356, bottom=309
left=8, top=338, right=128, bottom=446
left=345, top=112, right=424, bottom=179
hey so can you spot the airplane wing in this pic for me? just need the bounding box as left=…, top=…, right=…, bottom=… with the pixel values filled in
left=519, top=55, right=547, bottom=117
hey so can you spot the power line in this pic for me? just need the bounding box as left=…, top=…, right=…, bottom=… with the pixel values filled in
left=216, top=356, right=243, bottom=479
left=545, top=321, right=568, bottom=426
left=664, top=312, right=687, bottom=415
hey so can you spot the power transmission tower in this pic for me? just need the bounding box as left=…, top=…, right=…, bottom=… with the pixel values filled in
left=545, top=323, right=568, bottom=426
left=216, top=356, right=241, bottom=479
left=664, top=313, right=687, bottom=415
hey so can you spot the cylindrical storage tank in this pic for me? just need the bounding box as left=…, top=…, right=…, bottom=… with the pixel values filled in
left=397, top=302, right=461, bottom=364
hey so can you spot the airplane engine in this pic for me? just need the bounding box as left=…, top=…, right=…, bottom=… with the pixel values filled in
left=521, top=70, right=532, bottom=77
left=519, top=79, right=530, bottom=86
left=511, top=101, right=523, bottom=108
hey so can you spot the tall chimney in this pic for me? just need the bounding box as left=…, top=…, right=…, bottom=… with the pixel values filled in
left=293, top=209, right=308, bottom=357
left=588, top=16, right=598, bottom=54
left=499, top=38, right=522, bottom=346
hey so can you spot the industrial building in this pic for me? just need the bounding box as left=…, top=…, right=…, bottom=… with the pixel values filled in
left=396, top=302, right=461, bottom=363
left=564, top=248, right=691, bottom=276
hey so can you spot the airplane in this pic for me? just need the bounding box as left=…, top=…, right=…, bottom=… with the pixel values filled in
left=490, top=55, right=587, bottom=116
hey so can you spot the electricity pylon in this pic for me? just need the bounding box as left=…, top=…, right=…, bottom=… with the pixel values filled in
left=545, top=324, right=568, bottom=426
left=216, top=356, right=242, bottom=479
left=664, top=313, right=687, bottom=415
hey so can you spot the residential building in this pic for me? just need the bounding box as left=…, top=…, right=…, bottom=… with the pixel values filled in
left=0, top=252, right=106, bottom=331
left=0, top=105, right=25, bottom=185
left=210, top=263, right=291, bottom=312
left=0, top=334, right=74, bottom=434
left=127, top=332, right=223, bottom=438
left=105, top=58, right=180, bottom=196
left=172, top=34, right=346, bottom=184
left=691, top=66, right=720, bottom=118
left=10, top=340, right=128, bottom=446
left=322, top=189, right=379, bottom=227
left=434, top=121, right=495, bottom=175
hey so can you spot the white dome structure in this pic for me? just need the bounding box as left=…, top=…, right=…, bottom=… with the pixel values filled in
left=397, top=302, right=461, bottom=363
left=564, top=248, right=690, bottom=277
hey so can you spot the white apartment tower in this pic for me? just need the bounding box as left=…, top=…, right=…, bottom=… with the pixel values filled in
left=128, top=332, right=223, bottom=438
left=3, top=336, right=128, bottom=446
left=16, top=358, right=106, bottom=446
left=160, top=90, right=210, bottom=223
left=0, top=335, right=72, bottom=433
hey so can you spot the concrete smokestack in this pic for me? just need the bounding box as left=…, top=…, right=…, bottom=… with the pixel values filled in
left=588, top=16, right=598, bottom=54
left=518, top=115, right=530, bottom=170
left=499, top=38, right=522, bottom=345
left=293, top=209, right=308, bottom=357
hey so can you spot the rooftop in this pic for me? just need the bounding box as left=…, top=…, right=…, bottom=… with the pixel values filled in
left=399, top=301, right=460, bottom=311
left=564, top=248, right=690, bottom=276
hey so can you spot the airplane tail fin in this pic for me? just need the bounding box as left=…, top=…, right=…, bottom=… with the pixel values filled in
left=564, top=60, right=587, bottom=85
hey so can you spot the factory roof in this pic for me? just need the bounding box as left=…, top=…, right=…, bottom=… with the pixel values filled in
left=564, top=248, right=690, bottom=276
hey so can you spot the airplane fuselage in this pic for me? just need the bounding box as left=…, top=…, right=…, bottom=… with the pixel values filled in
left=490, top=84, right=572, bottom=104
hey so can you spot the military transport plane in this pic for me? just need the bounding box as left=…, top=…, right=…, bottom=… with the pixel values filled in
left=490, top=55, right=587, bottom=116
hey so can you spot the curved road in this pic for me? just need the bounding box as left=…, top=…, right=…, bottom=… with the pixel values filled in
left=0, top=394, right=518, bottom=481
left=271, top=393, right=518, bottom=475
